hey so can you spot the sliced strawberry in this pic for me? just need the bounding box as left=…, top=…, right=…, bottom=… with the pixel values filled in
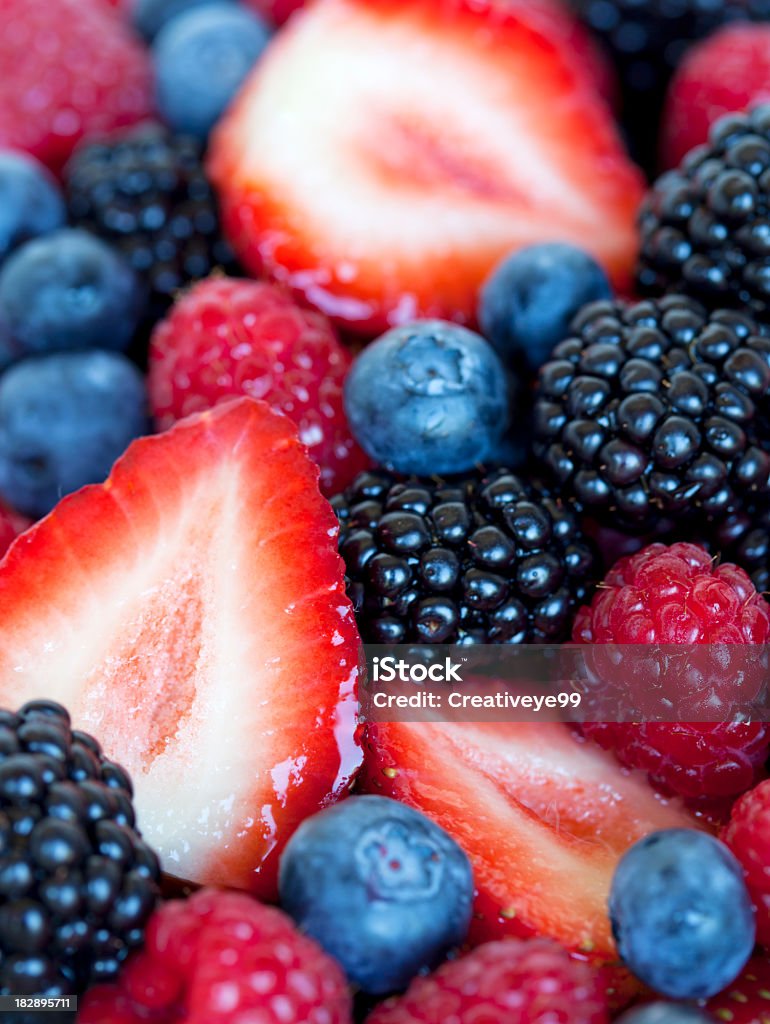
left=208, top=0, right=643, bottom=336
left=0, top=398, right=362, bottom=899
left=361, top=722, right=704, bottom=975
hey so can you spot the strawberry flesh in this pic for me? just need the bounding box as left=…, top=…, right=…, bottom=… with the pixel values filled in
left=208, top=0, right=643, bottom=336
left=0, top=398, right=362, bottom=898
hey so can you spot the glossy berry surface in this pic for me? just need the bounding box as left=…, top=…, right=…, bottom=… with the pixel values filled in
left=0, top=0, right=153, bottom=173
left=280, top=795, right=473, bottom=995
left=344, top=321, right=509, bottom=476
left=0, top=229, right=145, bottom=367
left=639, top=105, right=770, bottom=318
left=132, top=0, right=237, bottom=39
left=662, top=25, right=770, bottom=170
left=66, top=123, right=238, bottom=318
left=533, top=295, right=770, bottom=532
left=367, top=938, right=608, bottom=1024
left=574, top=542, right=770, bottom=800
left=0, top=700, right=160, bottom=997
left=148, top=276, right=368, bottom=495
left=724, top=780, right=770, bottom=948
left=0, top=151, right=65, bottom=268
left=0, top=350, right=148, bottom=518
left=334, top=469, right=596, bottom=644
left=478, top=243, right=611, bottom=377
left=609, top=829, right=755, bottom=999
left=78, top=888, right=352, bottom=1024
left=153, top=4, right=271, bottom=140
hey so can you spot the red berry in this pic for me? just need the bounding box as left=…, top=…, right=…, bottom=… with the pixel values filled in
left=0, top=0, right=153, bottom=173
left=78, top=888, right=353, bottom=1024
left=707, top=955, right=770, bottom=1024
left=0, top=500, right=29, bottom=559
left=367, top=939, right=608, bottom=1024
left=243, top=0, right=306, bottom=25
left=662, top=24, right=770, bottom=169
left=574, top=542, right=770, bottom=801
left=148, top=277, right=369, bottom=495
left=724, top=780, right=770, bottom=949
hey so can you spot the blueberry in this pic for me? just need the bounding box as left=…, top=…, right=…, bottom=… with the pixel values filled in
left=478, top=243, right=612, bottom=375
left=0, top=151, right=65, bottom=266
left=609, top=829, right=755, bottom=999
left=616, top=1004, right=715, bottom=1024
left=0, top=230, right=145, bottom=367
left=344, top=320, right=509, bottom=475
left=0, top=351, right=148, bottom=518
left=154, top=4, right=271, bottom=139
left=279, top=794, right=473, bottom=994
left=132, top=0, right=237, bottom=40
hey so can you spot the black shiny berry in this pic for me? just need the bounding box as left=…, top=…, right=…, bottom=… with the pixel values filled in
left=65, top=122, right=238, bottom=319
left=639, top=106, right=770, bottom=318
left=533, top=295, right=770, bottom=532
left=333, top=470, right=597, bottom=644
left=0, top=702, right=160, bottom=998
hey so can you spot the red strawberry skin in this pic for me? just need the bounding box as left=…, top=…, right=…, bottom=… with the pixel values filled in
left=0, top=398, right=362, bottom=898
left=367, top=939, right=608, bottom=1024
left=79, top=888, right=353, bottom=1024
left=360, top=719, right=703, bottom=984
left=708, top=955, right=770, bottom=1024
left=724, top=780, right=770, bottom=949
left=0, top=0, right=153, bottom=173
left=662, top=24, right=770, bottom=169
left=148, top=277, right=370, bottom=496
left=208, top=0, right=643, bottom=336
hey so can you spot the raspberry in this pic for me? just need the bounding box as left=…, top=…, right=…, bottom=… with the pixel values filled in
left=574, top=542, right=770, bottom=801
left=724, top=781, right=770, bottom=949
left=78, top=888, right=353, bottom=1024
left=0, top=0, right=153, bottom=173
left=148, top=277, right=369, bottom=495
left=367, top=939, right=608, bottom=1024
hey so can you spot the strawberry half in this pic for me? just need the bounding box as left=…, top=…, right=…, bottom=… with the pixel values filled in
left=0, top=398, right=362, bottom=899
left=361, top=722, right=704, bottom=983
left=208, top=0, right=643, bottom=336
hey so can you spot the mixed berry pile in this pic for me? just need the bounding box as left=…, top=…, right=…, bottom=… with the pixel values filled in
left=3, top=0, right=770, bottom=1022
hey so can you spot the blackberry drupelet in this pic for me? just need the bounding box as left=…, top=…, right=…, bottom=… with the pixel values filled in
left=571, top=0, right=770, bottom=170
left=638, top=106, right=770, bottom=315
left=64, top=122, right=238, bottom=318
left=0, top=700, right=160, bottom=999
left=533, top=294, right=770, bottom=532
left=332, top=469, right=596, bottom=644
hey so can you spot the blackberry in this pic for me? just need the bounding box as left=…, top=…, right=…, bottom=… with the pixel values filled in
left=706, top=504, right=770, bottom=591
left=571, top=0, right=770, bottom=171
left=0, top=700, right=160, bottom=1000
left=64, top=122, right=238, bottom=318
left=638, top=105, right=770, bottom=315
left=532, top=294, right=770, bottom=532
left=332, top=469, right=596, bottom=644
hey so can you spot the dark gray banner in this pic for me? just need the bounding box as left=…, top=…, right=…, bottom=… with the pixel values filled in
left=360, top=645, right=770, bottom=722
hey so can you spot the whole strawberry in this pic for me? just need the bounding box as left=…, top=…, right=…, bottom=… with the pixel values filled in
left=0, top=0, right=153, bottom=173
left=367, top=939, right=608, bottom=1024
left=724, top=780, right=770, bottom=949
left=662, top=24, right=770, bottom=168
left=148, top=277, right=369, bottom=494
left=574, top=542, right=770, bottom=801
left=78, top=888, right=352, bottom=1024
